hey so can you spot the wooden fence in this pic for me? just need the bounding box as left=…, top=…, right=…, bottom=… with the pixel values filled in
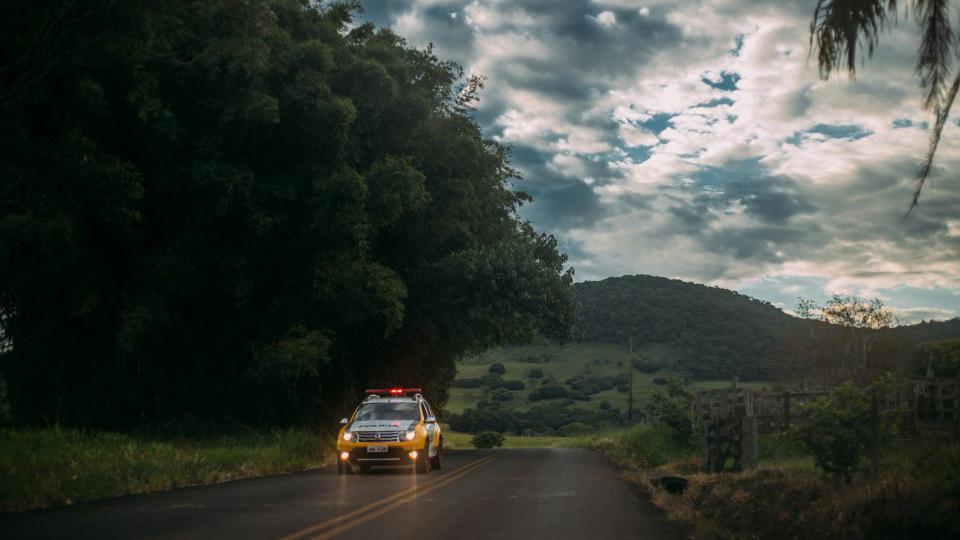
left=691, top=376, right=959, bottom=472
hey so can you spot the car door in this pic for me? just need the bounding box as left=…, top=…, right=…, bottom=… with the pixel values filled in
left=420, top=400, right=436, bottom=450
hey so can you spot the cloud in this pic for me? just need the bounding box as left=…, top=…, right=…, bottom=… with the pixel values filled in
left=357, top=0, right=960, bottom=318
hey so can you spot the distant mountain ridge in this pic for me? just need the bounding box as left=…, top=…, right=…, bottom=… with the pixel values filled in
left=573, top=275, right=960, bottom=380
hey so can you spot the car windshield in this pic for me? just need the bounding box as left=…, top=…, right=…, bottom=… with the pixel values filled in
left=352, top=402, right=420, bottom=422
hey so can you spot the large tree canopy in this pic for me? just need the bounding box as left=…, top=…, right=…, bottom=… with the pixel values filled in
left=0, top=0, right=575, bottom=429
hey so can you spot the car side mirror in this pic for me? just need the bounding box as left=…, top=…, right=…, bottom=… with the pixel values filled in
left=425, top=416, right=436, bottom=424
left=339, top=417, right=349, bottom=426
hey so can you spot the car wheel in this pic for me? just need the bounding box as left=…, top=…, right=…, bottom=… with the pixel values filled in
left=415, top=442, right=431, bottom=474
left=337, top=460, right=346, bottom=475
left=430, top=437, right=442, bottom=470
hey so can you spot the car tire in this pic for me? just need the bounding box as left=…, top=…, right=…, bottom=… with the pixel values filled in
left=430, top=437, right=442, bottom=470
left=337, top=460, right=346, bottom=475
left=415, top=442, right=431, bottom=474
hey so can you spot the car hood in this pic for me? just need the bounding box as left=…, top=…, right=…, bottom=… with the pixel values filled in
left=349, top=420, right=415, bottom=431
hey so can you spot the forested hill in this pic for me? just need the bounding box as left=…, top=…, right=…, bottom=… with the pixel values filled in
left=573, top=275, right=960, bottom=380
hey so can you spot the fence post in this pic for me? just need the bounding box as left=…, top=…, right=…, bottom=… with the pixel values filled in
left=742, top=414, right=758, bottom=469
left=869, top=387, right=880, bottom=476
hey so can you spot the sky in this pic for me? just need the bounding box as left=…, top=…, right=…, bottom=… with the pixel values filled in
left=355, top=0, right=960, bottom=322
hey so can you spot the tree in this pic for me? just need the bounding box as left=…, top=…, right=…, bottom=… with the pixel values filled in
left=792, top=295, right=906, bottom=385
left=810, top=0, right=959, bottom=211
left=0, top=1, right=575, bottom=429
left=913, top=338, right=960, bottom=376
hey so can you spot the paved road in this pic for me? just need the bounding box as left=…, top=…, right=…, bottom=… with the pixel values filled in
left=0, top=448, right=687, bottom=540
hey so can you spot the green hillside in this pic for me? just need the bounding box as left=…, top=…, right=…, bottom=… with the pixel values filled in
left=447, top=275, right=960, bottom=426
left=447, top=342, right=768, bottom=416
left=575, top=275, right=798, bottom=380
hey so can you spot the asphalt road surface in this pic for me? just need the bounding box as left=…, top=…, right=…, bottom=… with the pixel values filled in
left=0, top=448, right=688, bottom=540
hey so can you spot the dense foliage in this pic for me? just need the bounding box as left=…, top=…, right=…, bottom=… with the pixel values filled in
left=913, top=338, right=960, bottom=377
left=0, top=1, right=575, bottom=429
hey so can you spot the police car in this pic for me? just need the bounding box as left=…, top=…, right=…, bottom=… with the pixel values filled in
left=336, top=388, right=442, bottom=474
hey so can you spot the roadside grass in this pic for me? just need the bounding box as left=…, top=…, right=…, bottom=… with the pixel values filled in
left=442, top=430, right=579, bottom=449
left=592, top=425, right=960, bottom=539
left=0, top=428, right=333, bottom=512
left=583, top=424, right=701, bottom=469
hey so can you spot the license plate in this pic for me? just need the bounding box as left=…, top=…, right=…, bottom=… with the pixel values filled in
left=367, top=446, right=388, bottom=453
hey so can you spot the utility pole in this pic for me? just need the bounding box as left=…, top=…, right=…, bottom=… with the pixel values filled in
left=628, top=336, right=634, bottom=424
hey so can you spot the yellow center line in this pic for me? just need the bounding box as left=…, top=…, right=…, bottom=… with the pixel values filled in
left=277, top=455, right=496, bottom=540
left=307, top=456, right=497, bottom=540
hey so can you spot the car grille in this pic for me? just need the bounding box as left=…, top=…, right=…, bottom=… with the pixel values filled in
left=355, top=430, right=403, bottom=442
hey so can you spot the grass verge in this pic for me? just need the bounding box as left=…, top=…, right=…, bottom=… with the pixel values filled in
left=590, top=427, right=960, bottom=539
left=0, top=428, right=333, bottom=512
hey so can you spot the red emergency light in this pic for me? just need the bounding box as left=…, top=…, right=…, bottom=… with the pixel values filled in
left=364, top=387, right=421, bottom=397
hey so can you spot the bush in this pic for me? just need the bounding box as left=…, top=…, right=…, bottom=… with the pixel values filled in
left=528, top=390, right=542, bottom=402
left=616, top=384, right=629, bottom=393
left=527, top=368, right=544, bottom=378
left=471, top=431, right=505, bottom=448
left=559, top=422, right=593, bottom=436
left=488, top=363, right=506, bottom=375
left=652, top=377, right=668, bottom=385
left=503, top=380, right=525, bottom=391
left=452, top=377, right=484, bottom=388
left=634, top=355, right=663, bottom=373
left=537, top=385, right=568, bottom=400
left=480, top=373, right=504, bottom=388
left=599, top=400, right=611, bottom=410
left=489, top=388, right=514, bottom=402
left=646, top=378, right=694, bottom=444
left=795, top=380, right=901, bottom=483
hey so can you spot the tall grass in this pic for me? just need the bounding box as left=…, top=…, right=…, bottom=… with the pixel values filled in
left=584, top=424, right=701, bottom=469
left=0, top=428, right=333, bottom=512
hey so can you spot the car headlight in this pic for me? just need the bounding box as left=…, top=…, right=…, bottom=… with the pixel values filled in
left=405, top=430, right=416, bottom=441
left=343, top=431, right=353, bottom=441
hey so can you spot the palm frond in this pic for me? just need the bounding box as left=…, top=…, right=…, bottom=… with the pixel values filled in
left=914, top=0, right=953, bottom=111
left=810, top=0, right=898, bottom=79
left=908, top=69, right=960, bottom=215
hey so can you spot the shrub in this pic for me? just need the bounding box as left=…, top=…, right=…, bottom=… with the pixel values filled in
left=646, top=378, right=694, bottom=444
left=489, top=388, right=514, bottom=402
left=634, top=355, right=663, bottom=373
left=488, top=363, right=506, bottom=375
left=581, top=385, right=601, bottom=395
left=503, top=380, right=525, bottom=391
left=795, top=380, right=900, bottom=483
left=528, top=390, right=542, bottom=402
left=480, top=373, right=504, bottom=388
left=559, top=422, right=593, bottom=435
left=527, top=368, right=544, bottom=378
left=616, top=384, right=629, bottom=393
left=599, top=400, right=611, bottom=410
left=537, top=385, right=568, bottom=399
left=471, top=431, right=505, bottom=448
left=652, top=377, right=668, bottom=385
